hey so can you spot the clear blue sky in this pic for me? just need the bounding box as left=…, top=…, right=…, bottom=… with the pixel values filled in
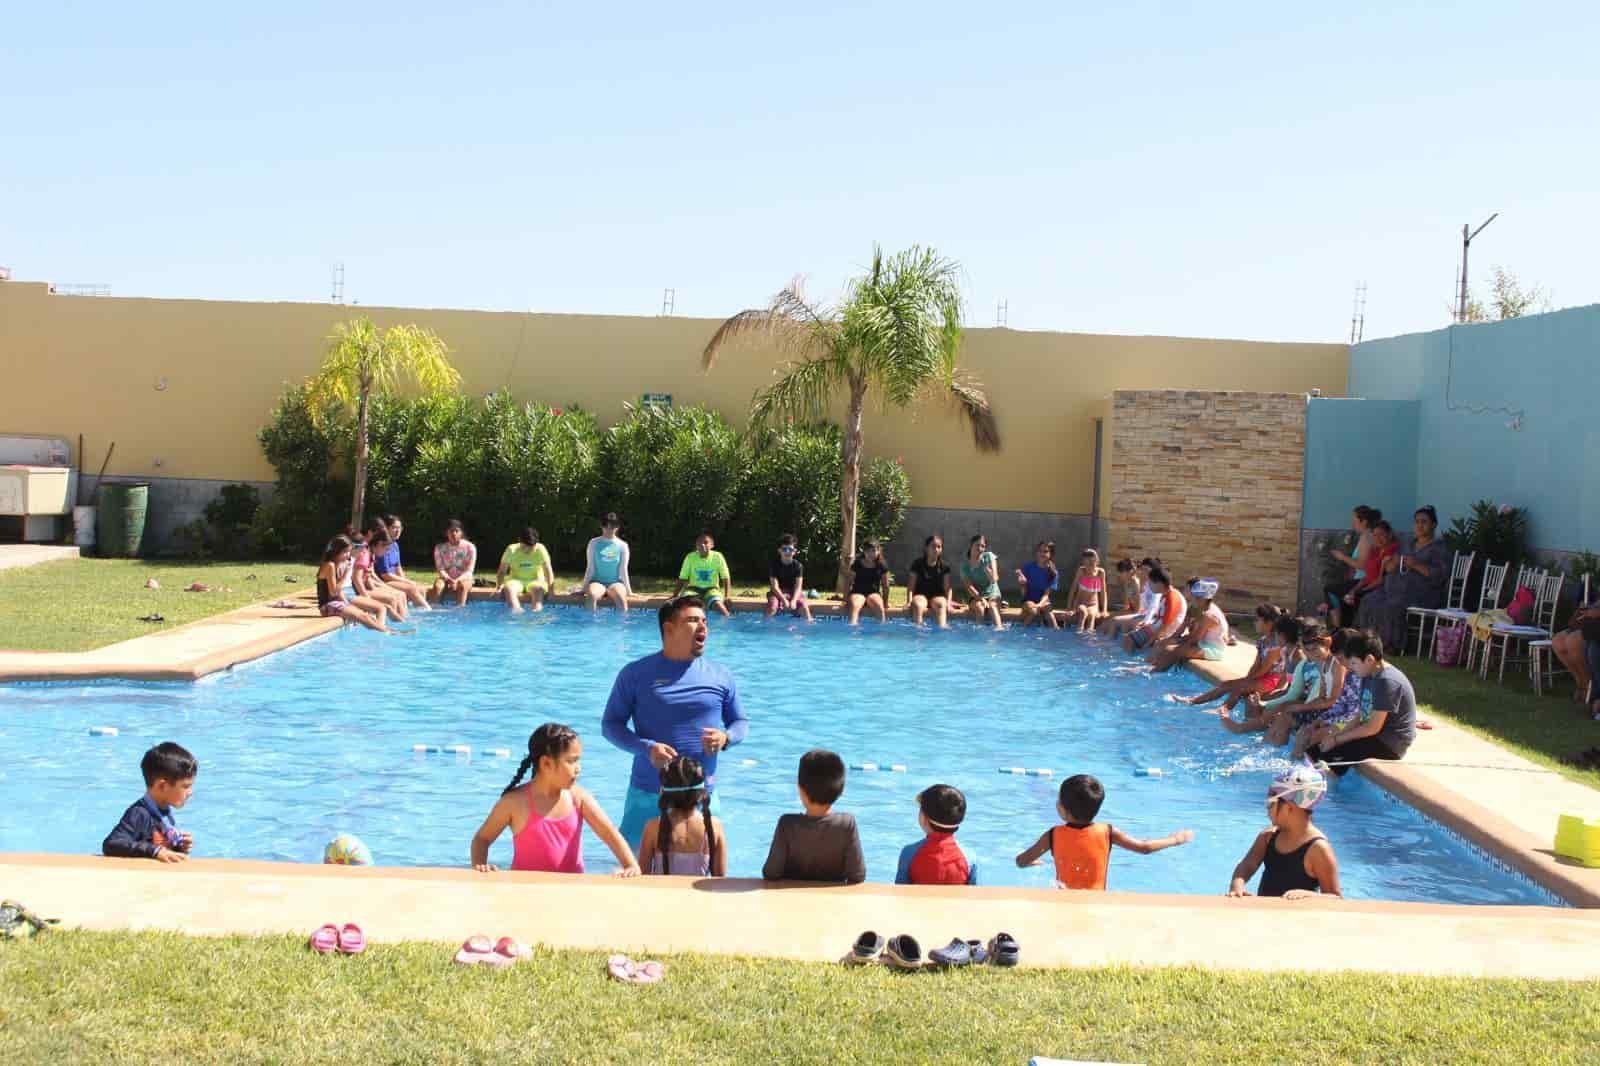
left=3, top=3, right=1595, bottom=341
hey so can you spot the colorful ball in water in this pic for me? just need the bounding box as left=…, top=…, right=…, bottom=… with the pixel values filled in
left=323, top=833, right=373, bottom=866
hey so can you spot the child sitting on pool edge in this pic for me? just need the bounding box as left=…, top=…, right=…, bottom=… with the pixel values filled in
left=673, top=530, right=733, bottom=618
left=895, top=784, right=978, bottom=885
left=103, top=742, right=197, bottom=864
left=1014, top=774, right=1193, bottom=890
left=1226, top=764, right=1341, bottom=898
left=762, top=750, right=866, bottom=883
left=470, top=723, right=640, bottom=877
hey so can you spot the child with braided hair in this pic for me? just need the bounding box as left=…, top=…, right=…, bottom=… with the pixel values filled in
left=636, top=755, right=728, bottom=877
left=470, top=723, right=640, bottom=876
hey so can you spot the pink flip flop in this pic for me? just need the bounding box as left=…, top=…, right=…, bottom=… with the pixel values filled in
left=632, top=960, right=664, bottom=984
left=607, top=954, right=665, bottom=984
left=336, top=922, right=366, bottom=955
left=493, top=936, right=531, bottom=964
left=308, top=923, right=339, bottom=954
left=455, top=935, right=510, bottom=967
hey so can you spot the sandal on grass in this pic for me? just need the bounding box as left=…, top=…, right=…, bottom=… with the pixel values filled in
left=606, top=954, right=664, bottom=984
left=308, top=923, right=339, bottom=954
left=492, top=936, right=531, bottom=963
left=336, top=923, right=366, bottom=955
left=847, top=930, right=884, bottom=964
left=0, top=899, right=60, bottom=940
left=137, top=613, right=165, bottom=623
left=455, top=935, right=510, bottom=967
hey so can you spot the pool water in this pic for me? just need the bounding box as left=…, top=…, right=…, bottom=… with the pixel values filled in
left=0, top=606, right=1557, bottom=905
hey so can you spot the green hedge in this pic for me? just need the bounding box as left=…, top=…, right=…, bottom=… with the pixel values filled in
left=253, top=391, right=911, bottom=580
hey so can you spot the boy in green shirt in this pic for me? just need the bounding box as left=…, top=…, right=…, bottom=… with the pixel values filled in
left=674, top=531, right=733, bottom=616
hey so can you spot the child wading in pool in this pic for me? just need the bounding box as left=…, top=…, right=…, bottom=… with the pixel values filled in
left=765, top=533, right=813, bottom=622
left=470, top=723, right=640, bottom=876
left=762, top=749, right=866, bottom=884
left=431, top=518, right=477, bottom=606
left=582, top=511, right=633, bottom=613
left=1149, top=579, right=1229, bottom=671
left=1015, top=541, right=1061, bottom=629
left=1181, top=605, right=1290, bottom=708
left=674, top=530, right=733, bottom=618
left=637, top=755, right=727, bottom=877
left=1227, top=765, right=1341, bottom=898
left=960, top=534, right=1004, bottom=630
left=103, top=742, right=198, bottom=864
left=317, top=536, right=391, bottom=632
left=496, top=526, right=554, bottom=612
left=846, top=540, right=891, bottom=624
left=1055, top=548, right=1108, bottom=633
left=895, top=784, right=979, bottom=885
left=1014, top=774, right=1193, bottom=890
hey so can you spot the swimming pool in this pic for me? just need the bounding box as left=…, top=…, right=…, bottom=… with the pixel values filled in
left=0, top=606, right=1558, bottom=905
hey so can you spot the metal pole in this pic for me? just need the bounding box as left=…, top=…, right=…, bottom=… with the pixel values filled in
left=1457, top=213, right=1499, bottom=323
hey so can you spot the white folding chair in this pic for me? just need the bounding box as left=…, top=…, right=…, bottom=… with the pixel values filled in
left=1466, top=565, right=1545, bottom=674
left=1406, top=551, right=1473, bottom=656
left=1532, top=573, right=1590, bottom=696
left=1433, top=559, right=1506, bottom=665
left=1483, top=571, right=1564, bottom=682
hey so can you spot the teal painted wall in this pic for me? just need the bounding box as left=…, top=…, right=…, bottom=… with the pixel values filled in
left=1347, top=303, right=1600, bottom=552
left=1302, top=399, right=1419, bottom=530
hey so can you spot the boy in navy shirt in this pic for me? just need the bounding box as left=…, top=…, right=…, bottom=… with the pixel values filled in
left=103, top=742, right=197, bottom=863
left=896, top=784, right=978, bottom=885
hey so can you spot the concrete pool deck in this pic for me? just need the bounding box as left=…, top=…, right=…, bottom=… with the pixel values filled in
left=4, top=853, right=1598, bottom=980
left=3, top=588, right=1600, bottom=976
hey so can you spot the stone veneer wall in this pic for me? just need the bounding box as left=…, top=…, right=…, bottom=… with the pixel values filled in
left=1109, top=390, right=1306, bottom=608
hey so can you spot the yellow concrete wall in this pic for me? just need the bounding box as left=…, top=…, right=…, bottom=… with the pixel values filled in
left=0, top=281, right=1348, bottom=513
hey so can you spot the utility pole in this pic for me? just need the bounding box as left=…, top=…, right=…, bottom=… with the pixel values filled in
left=1457, top=214, right=1497, bottom=323
left=995, top=299, right=1008, bottom=327
left=660, top=288, right=675, bottom=316
left=330, top=262, right=345, bottom=304
left=1349, top=282, right=1367, bottom=344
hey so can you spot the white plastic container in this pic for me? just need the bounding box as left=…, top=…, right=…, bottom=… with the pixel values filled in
left=73, top=505, right=97, bottom=548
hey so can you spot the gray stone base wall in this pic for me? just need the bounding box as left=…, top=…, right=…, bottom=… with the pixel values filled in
left=92, top=477, right=276, bottom=555
left=880, top=507, right=1100, bottom=596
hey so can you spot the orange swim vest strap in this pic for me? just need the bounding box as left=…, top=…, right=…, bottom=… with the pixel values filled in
left=1051, top=823, right=1111, bottom=890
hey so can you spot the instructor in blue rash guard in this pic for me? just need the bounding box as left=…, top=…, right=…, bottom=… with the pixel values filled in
left=602, top=595, right=749, bottom=849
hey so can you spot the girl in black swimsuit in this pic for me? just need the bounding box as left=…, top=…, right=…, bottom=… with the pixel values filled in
left=1226, top=766, right=1342, bottom=898
left=906, top=535, right=953, bottom=629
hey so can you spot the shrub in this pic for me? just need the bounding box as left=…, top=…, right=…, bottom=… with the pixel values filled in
left=727, top=422, right=844, bottom=579
left=252, top=386, right=349, bottom=557
left=597, top=404, right=747, bottom=574
left=857, top=456, right=911, bottom=551
left=1443, top=500, right=1529, bottom=606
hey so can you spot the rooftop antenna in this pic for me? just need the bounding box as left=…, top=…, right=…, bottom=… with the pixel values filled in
left=995, top=299, right=1008, bottom=327
left=660, top=287, right=675, bottom=316
left=1456, top=213, right=1498, bottom=323
left=330, top=262, right=345, bottom=304
left=1348, top=282, right=1366, bottom=344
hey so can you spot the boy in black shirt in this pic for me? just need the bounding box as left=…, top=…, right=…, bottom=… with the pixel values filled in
left=103, top=742, right=198, bottom=863
left=762, top=749, right=865, bottom=883
left=765, top=533, right=813, bottom=621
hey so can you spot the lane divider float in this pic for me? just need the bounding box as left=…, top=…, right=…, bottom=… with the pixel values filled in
left=853, top=762, right=908, bottom=772
left=89, top=726, right=120, bottom=737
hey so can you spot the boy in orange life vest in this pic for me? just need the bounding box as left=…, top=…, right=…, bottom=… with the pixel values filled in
left=894, top=784, right=978, bottom=885
left=1015, top=774, right=1193, bottom=890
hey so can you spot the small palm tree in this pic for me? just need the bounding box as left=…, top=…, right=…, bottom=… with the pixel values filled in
left=704, top=245, right=1000, bottom=594
left=306, top=317, right=461, bottom=530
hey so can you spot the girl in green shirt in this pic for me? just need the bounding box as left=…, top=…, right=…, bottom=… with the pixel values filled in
left=496, top=527, right=555, bottom=612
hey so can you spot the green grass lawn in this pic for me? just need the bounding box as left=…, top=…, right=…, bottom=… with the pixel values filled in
left=1, top=931, right=1595, bottom=1065
left=0, top=560, right=318, bottom=653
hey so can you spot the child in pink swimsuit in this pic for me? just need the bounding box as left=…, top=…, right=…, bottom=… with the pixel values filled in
left=469, top=723, right=641, bottom=876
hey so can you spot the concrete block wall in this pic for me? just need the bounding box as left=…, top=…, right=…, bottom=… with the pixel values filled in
left=1109, top=390, right=1306, bottom=608
left=878, top=507, right=1096, bottom=596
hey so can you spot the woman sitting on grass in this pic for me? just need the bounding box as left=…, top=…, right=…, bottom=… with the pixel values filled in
left=907, top=535, right=954, bottom=628
left=431, top=519, right=477, bottom=607
left=1055, top=548, right=1108, bottom=633
left=317, top=536, right=391, bottom=633
left=495, top=527, right=554, bottom=613
left=1149, top=579, right=1229, bottom=671
left=959, top=534, right=1004, bottom=630
left=846, top=540, right=891, bottom=624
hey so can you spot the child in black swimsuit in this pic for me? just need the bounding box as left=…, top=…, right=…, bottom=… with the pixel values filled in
left=1226, top=765, right=1342, bottom=898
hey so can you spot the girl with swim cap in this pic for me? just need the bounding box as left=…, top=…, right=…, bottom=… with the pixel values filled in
left=1226, top=765, right=1342, bottom=898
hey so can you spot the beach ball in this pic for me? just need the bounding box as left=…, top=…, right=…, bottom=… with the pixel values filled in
left=323, top=833, right=373, bottom=866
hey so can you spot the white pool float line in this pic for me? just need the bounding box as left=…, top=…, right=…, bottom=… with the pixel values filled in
left=852, top=762, right=908, bottom=772
left=995, top=765, right=1164, bottom=778
left=410, top=744, right=513, bottom=756
left=89, top=726, right=120, bottom=737
left=740, top=758, right=759, bottom=767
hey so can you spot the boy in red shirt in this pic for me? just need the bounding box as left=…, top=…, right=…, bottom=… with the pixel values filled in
left=895, top=784, right=978, bottom=885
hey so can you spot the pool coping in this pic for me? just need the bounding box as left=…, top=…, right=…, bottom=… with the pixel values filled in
left=5, top=852, right=1599, bottom=979
left=4, top=590, right=1599, bottom=912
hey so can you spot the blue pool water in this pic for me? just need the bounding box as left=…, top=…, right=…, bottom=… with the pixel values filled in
left=0, top=606, right=1558, bottom=905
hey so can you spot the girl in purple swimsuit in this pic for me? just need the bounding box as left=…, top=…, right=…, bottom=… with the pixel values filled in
left=637, top=756, right=728, bottom=877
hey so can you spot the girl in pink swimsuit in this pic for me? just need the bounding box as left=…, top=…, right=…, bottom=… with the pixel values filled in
left=469, top=723, right=641, bottom=877
left=1055, top=548, right=1109, bottom=633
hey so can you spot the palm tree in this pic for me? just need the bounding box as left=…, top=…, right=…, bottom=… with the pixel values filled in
left=306, top=317, right=461, bottom=530
left=703, top=245, right=1000, bottom=594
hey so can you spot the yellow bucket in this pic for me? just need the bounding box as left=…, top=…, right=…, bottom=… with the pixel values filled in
left=1553, top=815, right=1600, bottom=868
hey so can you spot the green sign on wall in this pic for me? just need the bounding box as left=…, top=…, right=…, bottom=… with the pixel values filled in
left=641, top=393, right=672, bottom=410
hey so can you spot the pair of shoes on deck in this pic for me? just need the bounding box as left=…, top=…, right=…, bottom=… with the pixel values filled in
left=848, top=931, right=1019, bottom=970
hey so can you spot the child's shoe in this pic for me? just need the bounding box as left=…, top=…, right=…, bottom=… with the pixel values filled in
left=986, top=932, right=1020, bottom=967
left=883, top=934, right=923, bottom=971
left=928, top=938, right=973, bottom=967
left=847, top=930, right=885, bottom=964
